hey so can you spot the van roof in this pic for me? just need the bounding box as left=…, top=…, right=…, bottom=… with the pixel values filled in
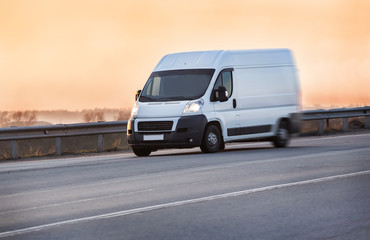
left=153, top=49, right=295, bottom=72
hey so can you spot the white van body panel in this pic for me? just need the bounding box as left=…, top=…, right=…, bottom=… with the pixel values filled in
left=128, top=49, right=301, bottom=154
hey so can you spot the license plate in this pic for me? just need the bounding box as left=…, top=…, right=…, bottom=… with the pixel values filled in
left=143, top=134, right=164, bottom=141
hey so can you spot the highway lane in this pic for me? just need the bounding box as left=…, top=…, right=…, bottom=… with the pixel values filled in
left=0, top=133, right=369, bottom=239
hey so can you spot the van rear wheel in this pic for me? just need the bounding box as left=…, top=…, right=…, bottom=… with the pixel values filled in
left=132, top=147, right=151, bottom=157
left=273, top=121, right=290, bottom=148
left=201, top=125, right=221, bottom=153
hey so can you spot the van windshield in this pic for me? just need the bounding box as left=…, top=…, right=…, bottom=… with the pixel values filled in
left=139, top=69, right=215, bottom=102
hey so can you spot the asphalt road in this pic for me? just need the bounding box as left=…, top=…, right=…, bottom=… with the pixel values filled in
left=0, top=133, right=369, bottom=240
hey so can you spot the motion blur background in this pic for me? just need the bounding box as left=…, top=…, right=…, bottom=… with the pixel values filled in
left=1, top=0, right=370, bottom=124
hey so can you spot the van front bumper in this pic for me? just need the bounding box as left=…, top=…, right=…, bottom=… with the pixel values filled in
left=127, top=114, right=208, bottom=150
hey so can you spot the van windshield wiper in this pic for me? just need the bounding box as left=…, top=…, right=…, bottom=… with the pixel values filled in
left=139, top=96, right=157, bottom=101
left=140, top=95, right=192, bottom=102
left=159, top=96, right=192, bottom=101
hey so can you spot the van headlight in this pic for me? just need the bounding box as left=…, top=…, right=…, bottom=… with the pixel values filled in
left=131, top=103, right=139, bottom=118
left=183, top=99, right=204, bottom=113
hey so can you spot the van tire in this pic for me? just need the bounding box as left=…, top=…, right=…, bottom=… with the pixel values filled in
left=273, top=121, right=290, bottom=148
left=132, top=147, right=151, bottom=157
left=201, top=125, right=221, bottom=153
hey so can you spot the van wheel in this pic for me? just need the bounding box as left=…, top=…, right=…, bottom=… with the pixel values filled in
left=273, top=121, right=290, bottom=148
left=132, top=147, right=151, bottom=157
left=201, top=125, right=221, bottom=153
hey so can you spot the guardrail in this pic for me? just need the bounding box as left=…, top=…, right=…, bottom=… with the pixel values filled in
left=0, top=121, right=128, bottom=160
left=1, top=107, right=369, bottom=160
left=302, top=106, right=370, bottom=135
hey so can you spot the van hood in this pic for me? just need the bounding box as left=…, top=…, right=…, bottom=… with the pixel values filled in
left=136, top=101, right=189, bottom=118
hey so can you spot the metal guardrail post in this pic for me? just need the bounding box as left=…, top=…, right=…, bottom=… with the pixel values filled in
left=56, top=137, right=62, bottom=156
left=11, top=140, right=18, bottom=159
left=318, top=120, right=324, bottom=135
left=342, top=118, right=348, bottom=132
left=97, top=135, right=103, bottom=152
left=366, top=116, right=370, bottom=129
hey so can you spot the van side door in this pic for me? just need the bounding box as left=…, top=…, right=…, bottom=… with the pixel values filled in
left=211, top=68, right=239, bottom=140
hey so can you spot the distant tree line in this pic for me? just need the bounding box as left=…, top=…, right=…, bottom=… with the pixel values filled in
left=0, top=108, right=132, bottom=127
left=0, top=111, right=37, bottom=127
left=82, top=109, right=105, bottom=122
left=114, top=108, right=131, bottom=121
left=81, top=108, right=131, bottom=123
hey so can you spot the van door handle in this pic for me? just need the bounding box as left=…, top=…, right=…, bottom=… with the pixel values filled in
left=233, top=99, right=237, bottom=109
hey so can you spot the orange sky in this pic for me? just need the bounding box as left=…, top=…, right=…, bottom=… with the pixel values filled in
left=1, top=0, right=370, bottom=111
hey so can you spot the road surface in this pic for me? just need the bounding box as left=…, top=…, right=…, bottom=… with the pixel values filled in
left=0, top=133, right=369, bottom=239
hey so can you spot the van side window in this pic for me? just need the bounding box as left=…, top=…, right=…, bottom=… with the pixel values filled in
left=212, top=70, right=233, bottom=100
left=144, top=76, right=161, bottom=96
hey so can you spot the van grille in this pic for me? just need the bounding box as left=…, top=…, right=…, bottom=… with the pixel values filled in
left=138, top=121, right=173, bottom=131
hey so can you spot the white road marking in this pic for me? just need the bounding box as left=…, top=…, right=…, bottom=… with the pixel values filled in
left=1, top=170, right=369, bottom=238
left=0, top=188, right=157, bottom=216
left=0, top=153, right=131, bottom=173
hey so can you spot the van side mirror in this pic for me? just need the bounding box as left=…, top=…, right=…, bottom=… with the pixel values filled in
left=213, top=86, right=228, bottom=102
left=135, top=90, right=141, bottom=101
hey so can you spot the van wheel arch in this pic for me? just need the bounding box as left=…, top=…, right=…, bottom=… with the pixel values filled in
left=208, top=121, right=225, bottom=145
left=275, top=117, right=293, bottom=132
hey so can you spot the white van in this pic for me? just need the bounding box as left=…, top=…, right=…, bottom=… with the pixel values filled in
left=127, top=49, right=301, bottom=156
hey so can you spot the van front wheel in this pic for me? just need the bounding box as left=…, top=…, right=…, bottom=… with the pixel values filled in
left=201, top=125, right=221, bottom=153
left=132, top=147, right=151, bottom=157
left=273, top=121, right=290, bottom=148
